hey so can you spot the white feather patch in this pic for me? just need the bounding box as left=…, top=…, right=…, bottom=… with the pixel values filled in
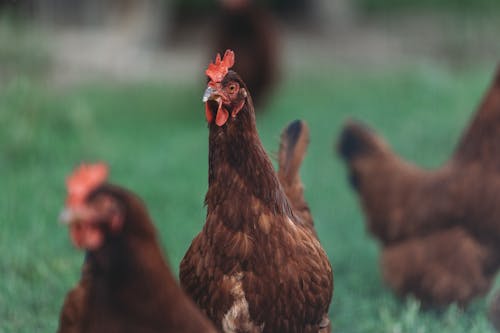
left=222, top=273, right=264, bottom=333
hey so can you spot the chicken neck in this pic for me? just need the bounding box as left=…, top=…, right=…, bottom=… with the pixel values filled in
left=206, top=105, right=292, bottom=226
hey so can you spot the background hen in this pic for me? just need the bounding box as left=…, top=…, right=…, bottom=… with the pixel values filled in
left=211, top=0, right=279, bottom=109
left=337, top=66, right=500, bottom=306
left=57, top=164, right=217, bottom=333
left=180, top=51, right=333, bottom=333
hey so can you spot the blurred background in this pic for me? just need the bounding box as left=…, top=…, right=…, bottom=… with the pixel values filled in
left=1, top=0, right=500, bottom=332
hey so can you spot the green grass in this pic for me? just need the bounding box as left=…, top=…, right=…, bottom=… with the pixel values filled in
left=1, top=64, right=499, bottom=332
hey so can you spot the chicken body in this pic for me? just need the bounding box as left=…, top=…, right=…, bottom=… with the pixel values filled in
left=58, top=184, right=217, bottom=333
left=338, top=67, right=500, bottom=306
left=181, top=70, right=332, bottom=333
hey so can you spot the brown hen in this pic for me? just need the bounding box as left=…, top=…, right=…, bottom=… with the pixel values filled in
left=57, top=163, right=217, bottom=333
left=212, top=0, right=278, bottom=109
left=180, top=50, right=333, bottom=333
left=337, top=66, right=500, bottom=306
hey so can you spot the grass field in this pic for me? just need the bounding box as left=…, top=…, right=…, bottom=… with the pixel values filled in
left=1, top=64, right=499, bottom=332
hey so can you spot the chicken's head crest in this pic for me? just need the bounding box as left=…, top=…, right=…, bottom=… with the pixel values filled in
left=205, top=49, right=235, bottom=83
left=66, top=163, right=109, bottom=208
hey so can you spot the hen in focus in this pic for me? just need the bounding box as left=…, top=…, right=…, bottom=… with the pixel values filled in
left=57, top=163, right=217, bottom=333
left=338, top=66, right=500, bottom=306
left=180, top=50, right=333, bottom=333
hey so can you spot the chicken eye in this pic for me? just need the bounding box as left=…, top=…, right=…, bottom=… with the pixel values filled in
left=228, top=84, right=238, bottom=93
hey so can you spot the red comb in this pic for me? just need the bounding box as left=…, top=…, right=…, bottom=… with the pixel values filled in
left=205, top=49, right=235, bottom=83
left=66, top=163, right=109, bottom=208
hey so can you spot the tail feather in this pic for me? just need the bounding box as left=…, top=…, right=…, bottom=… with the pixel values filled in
left=278, top=120, right=309, bottom=185
left=337, top=120, right=390, bottom=191
left=338, top=120, right=385, bottom=162
left=278, top=120, right=315, bottom=234
left=337, top=120, right=436, bottom=244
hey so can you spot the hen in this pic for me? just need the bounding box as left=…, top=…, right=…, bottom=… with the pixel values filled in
left=180, top=50, right=333, bottom=333
left=57, top=163, right=217, bottom=333
left=212, top=0, right=278, bottom=109
left=338, top=66, right=500, bottom=306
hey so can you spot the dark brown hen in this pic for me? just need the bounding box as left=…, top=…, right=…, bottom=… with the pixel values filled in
left=212, top=0, right=278, bottom=109
left=337, top=66, right=500, bottom=306
left=180, top=51, right=333, bottom=333
left=57, top=164, right=217, bottom=333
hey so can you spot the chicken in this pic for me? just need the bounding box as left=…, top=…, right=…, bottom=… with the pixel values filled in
left=337, top=66, right=500, bottom=306
left=57, top=163, right=217, bottom=333
left=211, top=0, right=279, bottom=109
left=180, top=50, right=333, bottom=333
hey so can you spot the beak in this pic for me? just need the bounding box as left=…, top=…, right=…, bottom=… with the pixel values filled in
left=59, top=206, right=95, bottom=225
left=203, top=84, right=230, bottom=126
left=59, top=207, right=75, bottom=225
left=60, top=206, right=105, bottom=250
left=202, top=86, right=216, bottom=102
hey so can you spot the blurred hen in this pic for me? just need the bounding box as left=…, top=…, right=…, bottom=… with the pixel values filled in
left=211, top=0, right=279, bottom=109
left=57, top=163, right=217, bottom=333
left=337, top=66, right=500, bottom=306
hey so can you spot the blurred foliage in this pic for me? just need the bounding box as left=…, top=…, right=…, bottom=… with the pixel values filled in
left=169, top=0, right=500, bottom=14
left=355, top=0, right=500, bottom=13
left=170, top=0, right=309, bottom=13
left=171, top=0, right=215, bottom=10
left=0, top=16, right=51, bottom=81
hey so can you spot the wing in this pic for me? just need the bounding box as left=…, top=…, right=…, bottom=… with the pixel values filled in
left=243, top=218, right=334, bottom=333
left=57, top=283, right=87, bottom=333
left=180, top=231, right=235, bottom=330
